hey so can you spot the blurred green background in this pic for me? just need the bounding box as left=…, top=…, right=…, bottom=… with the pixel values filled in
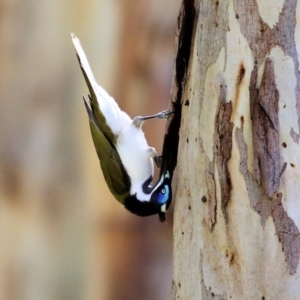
left=0, top=0, right=181, bottom=299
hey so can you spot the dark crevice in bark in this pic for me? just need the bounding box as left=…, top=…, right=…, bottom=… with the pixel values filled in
left=205, top=162, right=217, bottom=230
left=162, top=0, right=196, bottom=179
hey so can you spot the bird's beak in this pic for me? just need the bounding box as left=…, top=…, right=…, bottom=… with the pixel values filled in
left=159, top=159, right=170, bottom=179
left=159, top=212, right=166, bottom=222
left=161, top=203, right=167, bottom=212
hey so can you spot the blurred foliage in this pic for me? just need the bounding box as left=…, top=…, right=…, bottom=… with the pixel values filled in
left=0, top=0, right=181, bottom=299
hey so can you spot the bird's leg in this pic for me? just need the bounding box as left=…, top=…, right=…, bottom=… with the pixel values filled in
left=133, top=109, right=173, bottom=127
left=146, top=148, right=163, bottom=168
left=153, top=155, right=162, bottom=168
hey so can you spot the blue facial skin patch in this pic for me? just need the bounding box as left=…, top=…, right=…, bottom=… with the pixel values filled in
left=157, top=185, right=169, bottom=204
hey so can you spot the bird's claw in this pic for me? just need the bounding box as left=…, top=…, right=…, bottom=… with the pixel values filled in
left=156, top=110, right=174, bottom=119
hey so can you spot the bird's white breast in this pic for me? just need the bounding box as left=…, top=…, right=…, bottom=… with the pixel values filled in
left=116, top=121, right=154, bottom=200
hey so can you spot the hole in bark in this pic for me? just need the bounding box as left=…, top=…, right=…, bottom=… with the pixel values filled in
left=185, top=99, right=190, bottom=106
left=282, top=142, right=287, bottom=148
left=186, top=137, right=189, bottom=143
left=290, top=163, right=295, bottom=167
left=215, top=1, right=219, bottom=7
left=235, top=14, right=239, bottom=19
left=195, top=137, right=197, bottom=142
left=262, top=297, right=265, bottom=300
left=201, top=196, right=207, bottom=203
left=211, top=292, right=215, bottom=297
left=188, top=205, right=191, bottom=210
left=240, top=115, right=244, bottom=125
left=181, top=232, right=184, bottom=235
left=283, top=104, right=286, bottom=108
left=237, top=64, right=246, bottom=85
left=219, top=134, right=224, bottom=140
left=179, top=282, right=181, bottom=288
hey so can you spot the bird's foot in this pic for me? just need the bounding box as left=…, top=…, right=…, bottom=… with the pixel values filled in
left=154, top=109, right=174, bottom=120
left=133, top=109, right=174, bottom=127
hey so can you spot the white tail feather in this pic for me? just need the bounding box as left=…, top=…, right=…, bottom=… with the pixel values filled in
left=71, top=33, right=131, bottom=134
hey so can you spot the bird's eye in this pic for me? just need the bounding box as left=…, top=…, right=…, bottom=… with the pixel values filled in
left=157, top=185, right=169, bottom=205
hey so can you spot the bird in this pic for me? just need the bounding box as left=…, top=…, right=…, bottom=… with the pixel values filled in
left=71, top=34, right=172, bottom=221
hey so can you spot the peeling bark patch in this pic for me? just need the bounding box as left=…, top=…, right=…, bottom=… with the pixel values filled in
left=234, top=0, right=298, bottom=64
left=162, top=0, right=195, bottom=179
left=250, top=58, right=280, bottom=197
left=234, top=0, right=300, bottom=137
left=214, top=101, right=233, bottom=221
left=205, top=163, right=217, bottom=230
left=272, top=193, right=300, bottom=274
left=235, top=127, right=300, bottom=274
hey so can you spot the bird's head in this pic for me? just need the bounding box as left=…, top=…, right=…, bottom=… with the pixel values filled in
left=124, top=165, right=172, bottom=221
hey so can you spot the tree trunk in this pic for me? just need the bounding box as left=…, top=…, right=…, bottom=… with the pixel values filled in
left=171, top=0, right=300, bottom=298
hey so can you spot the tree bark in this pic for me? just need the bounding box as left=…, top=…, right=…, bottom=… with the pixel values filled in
left=170, top=0, right=300, bottom=298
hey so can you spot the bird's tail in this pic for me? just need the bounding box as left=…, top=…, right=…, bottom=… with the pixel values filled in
left=71, top=33, right=129, bottom=135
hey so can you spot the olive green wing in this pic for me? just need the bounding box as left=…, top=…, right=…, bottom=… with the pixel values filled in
left=83, top=96, right=131, bottom=203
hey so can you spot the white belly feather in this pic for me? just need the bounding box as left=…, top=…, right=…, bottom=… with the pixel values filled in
left=116, top=122, right=154, bottom=200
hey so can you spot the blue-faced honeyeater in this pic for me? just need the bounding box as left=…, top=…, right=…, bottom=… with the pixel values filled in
left=71, top=34, right=172, bottom=221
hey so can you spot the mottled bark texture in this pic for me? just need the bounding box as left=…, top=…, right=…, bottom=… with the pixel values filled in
left=171, top=0, right=300, bottom=299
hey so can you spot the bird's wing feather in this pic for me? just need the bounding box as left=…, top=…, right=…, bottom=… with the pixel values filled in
left=83, top=96, right=131, bottom=203
left=72, top=34, right=132, bottom=202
